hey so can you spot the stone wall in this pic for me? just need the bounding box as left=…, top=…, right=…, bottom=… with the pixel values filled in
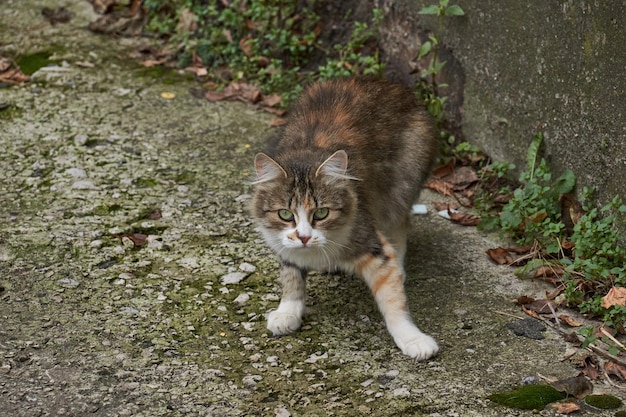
left=375, top=0, right=626, bottom=219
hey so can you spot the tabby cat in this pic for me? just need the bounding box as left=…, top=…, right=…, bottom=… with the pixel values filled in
left=251, top=78, right=439, bottom=359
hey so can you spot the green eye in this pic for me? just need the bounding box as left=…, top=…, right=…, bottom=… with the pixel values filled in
left=278, top=209, right=294, bottom=222
left=313, top=207, right=329, bottom=221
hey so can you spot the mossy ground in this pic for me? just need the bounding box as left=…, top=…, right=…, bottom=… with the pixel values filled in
left=0, top=1, right=624, bottom=416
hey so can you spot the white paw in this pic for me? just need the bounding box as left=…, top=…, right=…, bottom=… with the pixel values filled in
left=267, top=310, right=302, bottom=336
left=389, top=321, right=439, bottom=360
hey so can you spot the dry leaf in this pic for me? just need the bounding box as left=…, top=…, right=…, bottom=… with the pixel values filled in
left=533, top=265, right=565, bottom=278
left=550, top=375, right=592, bottom=399
left=425, top=178, right=454, bottom=196
left=553, top=402, right=580, bottom=414
left=605, top=361, right=626, bottom=381
left=486, top=247, right=514, bottom=265
left=601, top=286, right=626, bottom=309
left=515, top=295, right=535, bottom=305
left=269, top=118, right=287, bottom=127
left=525, top=299, right=557, bottom=314
left=521, top=305, right=541, bottom=319
left=432, top=159, right=455, bottom=178
left=261, top=93, right=282, bottom=108
left=557, top=315, right=582, bottom=327
left=447, top=210, right=481, bottom=226
left=560, top=193, right=584, bottom=234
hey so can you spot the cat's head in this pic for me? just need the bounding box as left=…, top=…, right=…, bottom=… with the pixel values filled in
left=251, top=150, right=359, bottom=259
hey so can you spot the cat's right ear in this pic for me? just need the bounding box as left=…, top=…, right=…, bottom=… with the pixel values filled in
left=253, top=153, right=287, bottom=184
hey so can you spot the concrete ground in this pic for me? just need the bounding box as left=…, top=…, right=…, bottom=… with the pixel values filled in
left=0, top=1, right=622, bottom=416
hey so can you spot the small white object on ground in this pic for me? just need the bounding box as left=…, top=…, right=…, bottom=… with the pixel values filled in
left=411, top=204, right=428, bottom=215
left=438, top=208, right=460, bottom=220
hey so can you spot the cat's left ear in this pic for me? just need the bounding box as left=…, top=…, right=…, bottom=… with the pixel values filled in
left=316, top=150, right=360, bottom=181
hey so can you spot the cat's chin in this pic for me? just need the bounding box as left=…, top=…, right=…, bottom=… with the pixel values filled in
left=282, top=246, right=339, bottom=272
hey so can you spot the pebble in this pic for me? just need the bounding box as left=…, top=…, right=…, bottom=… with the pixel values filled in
left=74, top=134, right=88, bottom=146
left=58, top=278, right=79, bottom=288
left=239, top=262, right=256, bottom=273
left=89, top=240, right=103, bottom=248
left=392, top=387, right=411, bottom=397
left=65, top=168, right=86, bottom=178
left=304, top=352, right=328, bottom=363
left=72, top=179, right=97, bottom=190
left=220, top=272, right=248, bottom=285
left=233, top=293, right=250, bottom=305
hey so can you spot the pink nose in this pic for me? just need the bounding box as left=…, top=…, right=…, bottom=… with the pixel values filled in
left=299, top=235, right=311, bottom=245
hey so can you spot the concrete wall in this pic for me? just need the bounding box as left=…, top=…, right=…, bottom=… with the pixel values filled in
left=375, top=0, right=626, bottom=216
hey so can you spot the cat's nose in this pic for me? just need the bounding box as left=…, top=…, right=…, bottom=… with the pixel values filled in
left=299, top=235, right=311, bottom=245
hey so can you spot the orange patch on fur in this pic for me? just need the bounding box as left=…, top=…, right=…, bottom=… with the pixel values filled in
left=371, top=268, right=392, bottom=296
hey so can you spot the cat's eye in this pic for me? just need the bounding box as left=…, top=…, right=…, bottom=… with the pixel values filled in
left=313, top=207, right=329, bottom=221
left=278, top=209, right=294, bottom=222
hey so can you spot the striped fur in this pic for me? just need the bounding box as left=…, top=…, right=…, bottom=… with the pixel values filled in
left=251, top=78, right=439, bottom=359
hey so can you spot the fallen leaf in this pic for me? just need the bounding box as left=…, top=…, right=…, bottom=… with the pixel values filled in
left=562, top=331, right=582, bottom=346
left=558, top=315, right=582, bottom=327
left=447, top=210, right=481, bottom=226
left=425, top=178, right=454, bottom=196
left=553, top=402, right=580, bottom=414
left=112, top=233, right=148, bottom=247
left=533, top=265, right=564, bottom=278
left=525, top=299, right=557, bottom=314
left=550, top=375, right=593, bottom=399
left=521, top=305, right=541, bottom=319
left=432, top=159, right=455, bottom=178
left=486, top=247, right=514, bottom=265
left=560, top=193, right=584, bottom=234
left=601, top=286, right=626, bottom=309
left=261, top=93, right=282, bottom=108
left=605, top=361, right=626, bottom=381
left=449, top=166, right=479, bottom=190
left=515, top=295, right=535, bottom=305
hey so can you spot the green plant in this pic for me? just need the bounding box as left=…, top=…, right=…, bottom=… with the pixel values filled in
left=479, top=133, right=575, bottom=253
left=318, top=9, right=385, bottom=80
left=416, top=0, right=464, bottom=121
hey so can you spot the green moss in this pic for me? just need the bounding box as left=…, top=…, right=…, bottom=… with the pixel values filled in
left=584, top=394, right=623, bottom=409
left=615, top=410, right=626, bottom=417
left=17, top=51, right=61, bottom=75
left=488, top=384, right=566, bottom=410
left=0, top=104, right=24, bottom=120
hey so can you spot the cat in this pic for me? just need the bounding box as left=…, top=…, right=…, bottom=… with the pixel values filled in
left=251, top=77, right=439, bottom=360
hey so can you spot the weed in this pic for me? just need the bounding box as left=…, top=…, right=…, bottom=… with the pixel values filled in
left=142, top=1, right=384, bottom=105
left=415, top=0, right=464, bottom=122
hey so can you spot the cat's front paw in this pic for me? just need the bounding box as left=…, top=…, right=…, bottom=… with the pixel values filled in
left=390, top=322, right=439, bottom=360
left=267, top=310, right=302, bottom=335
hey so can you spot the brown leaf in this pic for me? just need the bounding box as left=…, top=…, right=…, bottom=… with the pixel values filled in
left=581, top=356, right=601, bottom=380
left=533, top=265, right=565, bottom=279
left=425, top=178, right=454, bottom=196
left=521, top=305, right=541, bottom=319
left=550, top=376, right=593, bottom=399
left=240, top=35, right=254, bottom=58
left=560, top=193, right=584, bottom=234
left=447, top=210, right=481, bottom=226
left=562, top=331, right=582, bottom=346
left=558, top=315, right=583, bottom=327
left=432, top=159, right=455, bottom=178
left=486, top=247, right=514, bottom=265
left=601, top=286, right=626, bottom=309
left=113, top=233, right=148, bottom=247
left=261, top=93, right=282, bottom=108
left=553, top=402, right=580, bottom=414
left=525, top=299, right=557, bottom=314
left=605, top=361, right=626, bottom=381
left=515, top=295, right=535, bottom=305
left=448, top=166, right=479, bottom=190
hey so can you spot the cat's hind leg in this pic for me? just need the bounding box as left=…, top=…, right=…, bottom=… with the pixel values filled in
left=267, top=261, right=307, bottom=335
left=355, top=234, right=439, bottom=360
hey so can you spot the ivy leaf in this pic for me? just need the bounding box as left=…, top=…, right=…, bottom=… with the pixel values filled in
left=419, top=5, right=440, bottom=15
left=445, top=5, right=465, bottom=16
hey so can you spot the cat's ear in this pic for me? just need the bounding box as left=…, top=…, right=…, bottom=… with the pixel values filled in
left=253, top=153, right=287, bottom=184
left=316, top=150, right=360, bottom=181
